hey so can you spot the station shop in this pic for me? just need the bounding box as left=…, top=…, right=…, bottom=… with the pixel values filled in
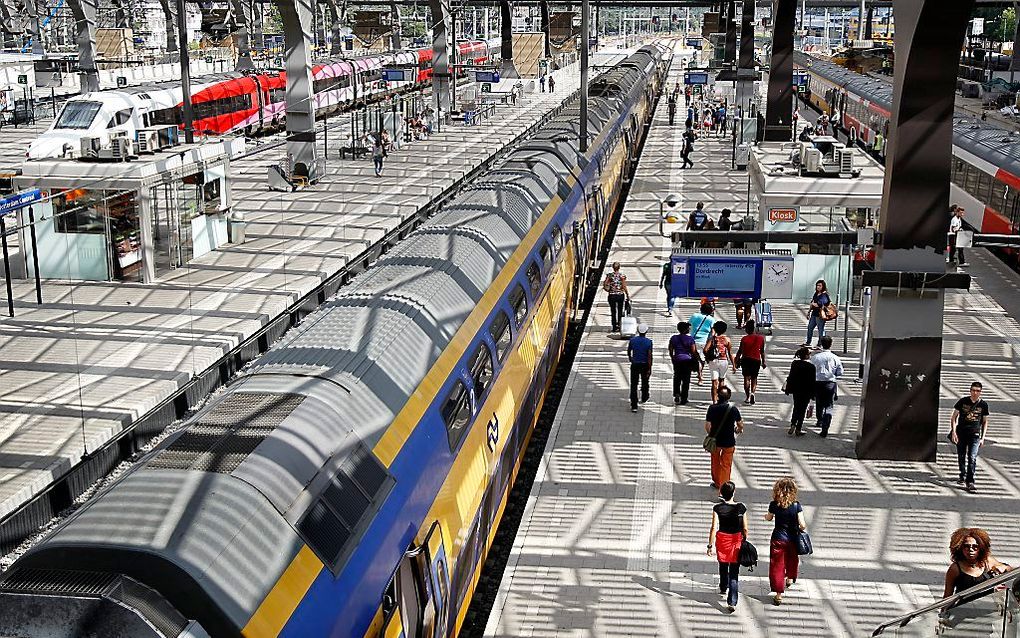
left=14, top=139, right=242, bottom=283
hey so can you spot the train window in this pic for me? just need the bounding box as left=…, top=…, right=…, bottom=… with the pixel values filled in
left=269, top=87, right=285, bottom=103
left=149, top=106, right=182, bottom=126
left=526, top=260, right=542, bottom=299
left=539, top=242, right=553, bottom=274
left=55, top=100, right=101, bottom=129
left=509, top=284, right=528, bottom=327
left=551, top=225, right=563, bottom=253
left=469, top=343, right=494, bottom=398
left=107, top=109, right=131, bottom=128
left=976, top=171, right=992, bottom=204
left=991, top=178, right=1008, bottom=210
left=964, top=162, right=981, bottom=196
left=442, top=380, right=472, bottom=449
left=489, top=311, right=512, bottom=363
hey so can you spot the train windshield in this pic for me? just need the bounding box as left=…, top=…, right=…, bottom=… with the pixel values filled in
left=55, top=101, right=102, bottom=129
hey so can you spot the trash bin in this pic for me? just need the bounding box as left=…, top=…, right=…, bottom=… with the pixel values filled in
left=227, top=210, right=246, bottom=244
left=736, top=143, right=750, bottom=169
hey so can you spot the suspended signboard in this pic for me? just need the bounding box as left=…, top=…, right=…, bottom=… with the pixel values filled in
left=685, top=71, right=709, bottom=85
left=0, top=188, right=42, bottom=217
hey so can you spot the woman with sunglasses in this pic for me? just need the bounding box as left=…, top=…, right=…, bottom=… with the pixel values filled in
left=943, top=527, right=1012, bottom=600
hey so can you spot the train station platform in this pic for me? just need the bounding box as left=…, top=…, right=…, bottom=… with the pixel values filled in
left=0, top=67, right=581, bottom=549
left=484, top=54, right=1020, bottom=636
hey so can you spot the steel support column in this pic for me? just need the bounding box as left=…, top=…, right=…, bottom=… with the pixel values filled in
left=229, top=0, right=255, bottom=70
left=738, top=0, right=755, bottom=69
left=763, top=0, right=795, bottom=141
left=857, top=0, right=865, bottom=40
left=724, top=0, right=737, bottom=65
left=428, top=0, right=452, bottom=118
left=325, top=0, right=344, bottom=55
left=499, top=0, right=519, bottom=77
left=24, top=0, right=44, bottom=54
left=65, top=0, right=99, bottom=92
left=390, top=1, right=401, bottom=49
left=865, top=4, right=873, bottom=39
left=856, top=0, right=975, bottom=461
left=157, top=0, right=177, bottom=54
left=274, top=0, right=319, bottom=180
left=580, top=0, right=589, bottom=152
left=540, top=0, right=549, bottom=57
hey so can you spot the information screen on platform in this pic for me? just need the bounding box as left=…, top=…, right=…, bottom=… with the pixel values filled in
left=691, top=259, right=760, bottom=297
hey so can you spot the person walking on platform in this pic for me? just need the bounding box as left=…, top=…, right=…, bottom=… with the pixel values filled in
left=548, top=75, right=556, bottom=93
left=681, top=128, right=695, bottom=169
left=603, top=262, right=629, bottom=334
left=707, top=481, right=748, bottom=612
left=704, top=386, right=743, bottom=490
left=948, top=205, right=968, bottom=266
left=689, top=302, right=715, bottom=385
left=805, top=279, right=831, bottom=347
left=669, top=321, right=698, bottom=405
left=539, top=74, right=546, bottom=92
left=628, top=324, right=653, bottom=413
left=704, top=321, right=735, bottom=404
left=668, top=93, right=677, bottom=126
left=784, top=346, right=816, bottom=436
left=372, top=137, right=385, bottom=177
left=811, top=336, right=843, bottom=437
left=659, top=259, right=676, bottom=316
left=765, top=477, right=807, bottom=606
left=735, top=321, right=766, bottom=405
left=949, top=382, right=990, bottom=493
left=686, top=106, right=695, bottom=129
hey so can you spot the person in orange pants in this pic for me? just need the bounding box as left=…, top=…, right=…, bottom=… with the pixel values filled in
left=704, top=386, right=744, bottom=490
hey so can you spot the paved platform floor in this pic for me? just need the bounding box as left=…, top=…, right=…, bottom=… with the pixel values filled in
left=0, top=68, right=581, bottom=523
left=484, top=53, right=1020, bottom=637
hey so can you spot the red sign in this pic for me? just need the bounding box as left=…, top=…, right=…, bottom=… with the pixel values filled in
left=768, top=208, right=799, bottom=223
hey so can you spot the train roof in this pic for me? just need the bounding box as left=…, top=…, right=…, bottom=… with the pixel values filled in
left=1, top=45, right=665, bottom=637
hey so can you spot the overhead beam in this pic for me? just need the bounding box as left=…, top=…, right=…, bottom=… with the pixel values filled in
left=274, top=0, right=319, bottom=181
left=856, top=0, right=976, bottom=462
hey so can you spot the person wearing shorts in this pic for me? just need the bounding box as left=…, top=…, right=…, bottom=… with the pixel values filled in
left=704, top=321, right=736, bottom=403
left=735, top=320, right=767, bottom=405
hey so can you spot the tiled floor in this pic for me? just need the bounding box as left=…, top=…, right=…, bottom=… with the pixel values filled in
left=484, top=47, right=1020, bottom=638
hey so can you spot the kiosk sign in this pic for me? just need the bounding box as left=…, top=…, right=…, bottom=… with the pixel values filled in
left=768, top=207, right=799, bottom=223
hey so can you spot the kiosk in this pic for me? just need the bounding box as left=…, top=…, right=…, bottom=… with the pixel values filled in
left=14, top=138, right=243, bottom=283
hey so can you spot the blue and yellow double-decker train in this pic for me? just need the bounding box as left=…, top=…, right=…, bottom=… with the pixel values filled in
left=0, top=44, right=667, bottom=638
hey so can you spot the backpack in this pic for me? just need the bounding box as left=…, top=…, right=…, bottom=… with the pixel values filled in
left=704, top=336, right=720, bottom=362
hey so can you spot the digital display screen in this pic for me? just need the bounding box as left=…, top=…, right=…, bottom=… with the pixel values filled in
left=685, top=72, right=709, bottom=85
left=691, top=259, right=760, bottom=295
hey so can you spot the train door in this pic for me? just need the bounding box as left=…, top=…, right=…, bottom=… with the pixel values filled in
left=569, top=221, right=586, bottom=321
left=382, top=522, right=451, bottom=638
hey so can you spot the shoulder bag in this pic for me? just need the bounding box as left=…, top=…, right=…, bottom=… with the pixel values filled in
left=738, top=537, right=758, bottom=570
left=702, top=403, right=734, bottom=453
left=821, top=303, right=838, bottom=321
left=797, top=530, right=814, bottom=556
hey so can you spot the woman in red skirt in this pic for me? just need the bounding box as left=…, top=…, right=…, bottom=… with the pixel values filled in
left=707, top=481, right=748, bottom=612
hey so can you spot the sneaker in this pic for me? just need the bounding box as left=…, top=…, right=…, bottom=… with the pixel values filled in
left=786, top=578, right=794, bottom=589
left=956, top=478, right=966, bottom=485
left=680, top=399, right=689, bottom=405
left=967, top=482, right=977, bottom=493
left=749, top=394, right=755, bottom=405
left=631, top=407, right=638, bottom=413
left=795, top=430, right=805, bottom=437
left=820, top=429, right=829, bottom=438
left=788, top=425, right=796, bottom=436
left=726, top=604, right=736, bottom=613
left=664, top=311, right=673, bottom=317
left=960, top=262, right=969, bottom=267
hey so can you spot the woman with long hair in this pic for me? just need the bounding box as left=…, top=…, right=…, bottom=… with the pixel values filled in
left=805, top=279, right=831, bottom=347
left=707, top=481, right=748, bottom=612
left=765, top=477, right=807, bottom=605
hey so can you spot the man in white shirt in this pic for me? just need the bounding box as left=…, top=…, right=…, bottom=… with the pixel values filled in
left=948, top=205, right=967, bottom=266
left=811, top=336, right=843, bottom=437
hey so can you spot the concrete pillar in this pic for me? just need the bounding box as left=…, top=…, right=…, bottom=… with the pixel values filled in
left=428, top=0, right=452, bottom=118
left=764, top=0, right=795, bottom=141
left=157, top=0, right=177, bottom=54
left=856, top=0, right=976, bottom=462
left=138, top=187, right=156, bottom=284
left=65, top=0, right=98, bottom=92
left=500, top=0, right=518, bottom=77
left=229, top=0, right=255, bottom=71
left=274, top=0, right=318, bottom=181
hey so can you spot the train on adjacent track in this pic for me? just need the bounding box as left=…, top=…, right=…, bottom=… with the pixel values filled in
left=0, top=45, right=668, bottom=638
left=27, top=39, right=496, bottom=160
left=797, top=50, right=1020, bottom=252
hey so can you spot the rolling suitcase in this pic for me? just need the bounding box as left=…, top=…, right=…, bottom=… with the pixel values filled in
left=620, top=299, right=637, bottom=338
left=754, top=300, right=774, bottom=335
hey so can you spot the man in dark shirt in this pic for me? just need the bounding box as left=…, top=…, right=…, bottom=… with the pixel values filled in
left=950, top=381, right=990, bottom=492
left=627, top=324, right=653, bottom=412
left=704, top=386, right=744, bottom=491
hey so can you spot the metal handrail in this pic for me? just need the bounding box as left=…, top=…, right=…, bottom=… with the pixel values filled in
left=872, top=568, right=1020, bottom=636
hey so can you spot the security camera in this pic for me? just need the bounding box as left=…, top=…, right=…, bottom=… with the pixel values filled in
left=664, top=193, right=680, bottom=208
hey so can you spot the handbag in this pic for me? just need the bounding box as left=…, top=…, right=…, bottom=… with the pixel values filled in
left=702, top=403, right=734, bottom=453
left=738, top=538, right=758, bottom=569
left=796, top=530, right=814, bottom=556
left=821, top=303, right=838, bottom=321
left=624, top=298, right=632, bottom=315
left=704, top=336, right=720, bottom=362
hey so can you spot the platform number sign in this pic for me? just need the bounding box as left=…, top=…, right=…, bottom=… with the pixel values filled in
left=16, top=74, right=27, bottom=85
left=481, top=83, right=492, bottom=93
left=793, top=72, right=809, bottom=93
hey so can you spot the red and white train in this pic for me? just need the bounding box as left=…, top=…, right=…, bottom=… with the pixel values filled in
left=28, top=40, right=497, bottom=160
left=797, top=50, right=1020, bottom=249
